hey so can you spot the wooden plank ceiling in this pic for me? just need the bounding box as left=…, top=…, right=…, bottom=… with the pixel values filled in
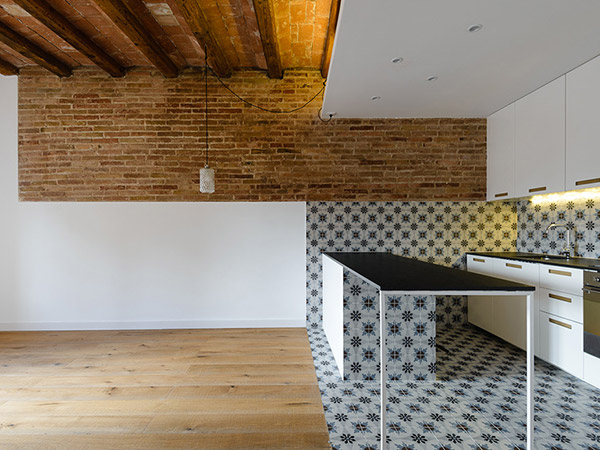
left=0, top=0, right=340, bottom=78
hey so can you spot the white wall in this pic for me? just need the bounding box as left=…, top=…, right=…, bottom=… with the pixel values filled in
left=0, top=76, right=306, bottom=330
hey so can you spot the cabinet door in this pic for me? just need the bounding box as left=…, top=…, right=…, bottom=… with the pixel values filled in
left=494, top=260, right=539, bottom=351
left=468, top=296, right=496, bottom=334
left=539, top=311, right=583, bottom=378
left=515, top=77, right=566, bottom=197
left=566, top=55, right=600, bottom=190
left=466, top=256, right=498, bottom=333
left=584, top=353, right=600, bottom=390
left=487, top=104, right=515, bottom=201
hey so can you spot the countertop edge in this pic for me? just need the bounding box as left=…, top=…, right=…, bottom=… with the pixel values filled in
left=323, top=253, right=383, bottom=290
left=324, top=252, right=536, bottom=292
left=466, top=252, right=600, bottom=272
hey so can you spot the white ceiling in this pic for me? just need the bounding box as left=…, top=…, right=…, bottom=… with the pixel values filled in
left=322, top=0, right=600, bottom=118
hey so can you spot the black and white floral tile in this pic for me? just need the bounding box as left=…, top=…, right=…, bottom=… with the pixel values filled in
left=306, top=201, right=518, bottom=331
left=343, top=270, right=436, bottom=382
left=305, top=197, right=600, bottom=449
left=516, top=196, right=600, bottom=257
left=309, top=324, right=600, bottom=450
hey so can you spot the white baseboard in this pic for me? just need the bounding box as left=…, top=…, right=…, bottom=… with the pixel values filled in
left=0, top=319, right=307, bottom=331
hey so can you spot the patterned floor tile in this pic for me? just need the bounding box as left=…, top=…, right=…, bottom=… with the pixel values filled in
left=309, top=324, right=600, bottom=449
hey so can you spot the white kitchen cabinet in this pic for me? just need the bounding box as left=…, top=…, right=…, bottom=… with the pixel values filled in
left=584, top=353, right=600, bottom=390
left=538, top=264, right=584, bottom=379
left=466, top=255, right=496, bottom=276
left=466, top=255, right=589, bottom=382
left=514, top=76, right=566, bottom=198
left=539, top=311, right=583, bottom=378
left=539, top=265, right=583, bottom=295
left=493, top=260, right=539, bottom=351
left=466, top=255, right=497, bottom=334
left=487, top=104, right=515, bottom=201
left=566, top=55, right=600, bottom=190
left=539, top=288, right=583, bottom=324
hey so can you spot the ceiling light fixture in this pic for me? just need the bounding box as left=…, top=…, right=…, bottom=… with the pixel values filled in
left=199, top=45, right=215, bottom=194
left=371, top=96, right=381, bottom=101
left=391, top=57, right=403, bottom=64
left=467, top=24, right=483, bottom=33
left=426, top=76, right=438, bottom=82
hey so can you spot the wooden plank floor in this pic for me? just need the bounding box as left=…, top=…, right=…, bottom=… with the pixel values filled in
left=0, top=328, right=330, bottom=449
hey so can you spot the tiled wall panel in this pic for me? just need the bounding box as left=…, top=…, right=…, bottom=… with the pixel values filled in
left=306, top=201, right=518, bottom=331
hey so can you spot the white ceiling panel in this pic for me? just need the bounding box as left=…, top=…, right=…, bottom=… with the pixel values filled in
left=322, top=0, right=600, bottom=118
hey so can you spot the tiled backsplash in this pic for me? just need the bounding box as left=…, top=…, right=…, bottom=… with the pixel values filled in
left=306, top=201, right=518, bottom=330
left=516, top=197, right=600, bottom=258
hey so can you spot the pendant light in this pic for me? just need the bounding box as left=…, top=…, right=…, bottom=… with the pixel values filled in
left=199, top=45, right=215, bottom=193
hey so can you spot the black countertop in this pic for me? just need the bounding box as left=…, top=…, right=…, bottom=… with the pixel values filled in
left=324, top=252, right=536, bottom=292
left=468, top=252, right=600, bottom=272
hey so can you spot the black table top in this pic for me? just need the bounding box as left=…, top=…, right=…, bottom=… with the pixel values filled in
left=467, top=252, right=600, bottom=272
left=324, top=252, right=536, bottom=292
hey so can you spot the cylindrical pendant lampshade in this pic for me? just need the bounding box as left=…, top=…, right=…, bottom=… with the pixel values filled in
left=199, top=166, right=215, bottom=193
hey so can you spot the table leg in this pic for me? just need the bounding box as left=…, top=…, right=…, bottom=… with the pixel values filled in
left=526, top=292, right=534, bottom=450
left=379, top=290, right=386, bottom=449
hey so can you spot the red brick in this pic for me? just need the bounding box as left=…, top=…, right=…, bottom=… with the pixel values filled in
left=18, top=67, right=486, bottom=202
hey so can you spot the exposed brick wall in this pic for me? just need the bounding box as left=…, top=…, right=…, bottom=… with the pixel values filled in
left=18, top=67, right=486, bottom=201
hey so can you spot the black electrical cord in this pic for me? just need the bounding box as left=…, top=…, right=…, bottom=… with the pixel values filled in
left=206, top=65, right=328, bottom=115
left=317, top=108, right=334, bottom=123
left=204, top=45, right=209, bottom=167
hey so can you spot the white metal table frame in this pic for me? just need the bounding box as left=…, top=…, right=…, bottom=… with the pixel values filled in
left=378, top=289, right=534, bottom=450
left=322, top=255, right=535, bottom=450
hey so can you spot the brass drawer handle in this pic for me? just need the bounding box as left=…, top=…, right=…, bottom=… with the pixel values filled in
left=575, top=177, right=600, bottom=186
left=494, top=192, right=508, bottom=198
left=548, top=293, right=572, bottom=303
left=548, top=269, right=571, bottom=277
left=549, top=318, right=572, bottom=329
left=506, top=263, right=522, bottom=269
left=529, top=186, right=547, bottom=193
left=473, top=258, right=485, bottom=263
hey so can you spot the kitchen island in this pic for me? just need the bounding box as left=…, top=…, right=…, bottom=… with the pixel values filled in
left=322, top=252, right=536, bottom=450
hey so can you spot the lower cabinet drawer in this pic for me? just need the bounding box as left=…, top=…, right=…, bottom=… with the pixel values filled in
left=539, top=311, right=583, bottom=378
left=539, top=288, right=583, bottom=324
left=466, top=255, right=497, bottom=276
left=539, top=265, right=583, bottom=296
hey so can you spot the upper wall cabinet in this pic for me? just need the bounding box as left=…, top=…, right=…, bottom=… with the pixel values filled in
left=566, top=56, right=600, bottom=190
left=514, top=77, right=566, bottom=198
left=487, top=104, right=515, bottom=201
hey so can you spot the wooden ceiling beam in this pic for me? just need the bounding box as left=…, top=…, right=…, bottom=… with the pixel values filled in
left=0, top=56, right=19, bottom=76
left=93, top=0, right=178, bottom=78
left=0, top=22, right=71, bottom=77
left=12, top=0, right=125, bottom=77
left=173, top=0, right=232, bottom=78
left=252, top=0, right=282, bottom=79
left=320, top=0, right=341, bottom=79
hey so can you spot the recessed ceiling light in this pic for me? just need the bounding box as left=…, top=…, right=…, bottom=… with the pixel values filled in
left=371, top=96, right=381, bottom=101
left=391, top=57, right=403, bottom=64
left=467, top=24, right=483, bottom=33
left=426, top=76, right=438, bottom=82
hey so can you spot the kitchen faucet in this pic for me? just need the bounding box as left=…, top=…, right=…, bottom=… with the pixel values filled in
left=546, top=222, right=575, bottom=258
